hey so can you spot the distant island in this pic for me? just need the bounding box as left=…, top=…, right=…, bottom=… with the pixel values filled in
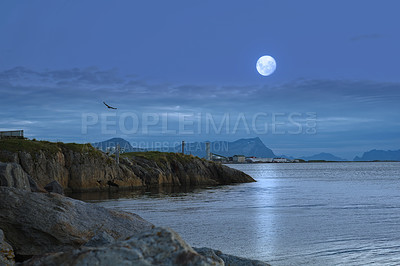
left=299, top=152, right=347, bottom=162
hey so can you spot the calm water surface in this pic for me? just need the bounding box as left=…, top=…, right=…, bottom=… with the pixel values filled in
left=75, top=162, right=400, bottom=265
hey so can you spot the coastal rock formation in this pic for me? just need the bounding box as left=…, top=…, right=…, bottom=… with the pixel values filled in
left=121, top=152, right=255, bottom=187
left=0, top=187, right=153, bottom=258
left=83, top=231, right=115, bottom=248
left=44, top=180, right=64, bottom=195
left=0, top=139, right=254, bottom=192
left=0, top=187, right=269, bottom=265
left=0, top=162, right=30, bottom=191
left=0, top=229, right=15, bottom=266
left=22, top=227, right=224, bottom=266
left=0, top=140, right=143, bottom=192
left=194, top=247, right=270, bottom=266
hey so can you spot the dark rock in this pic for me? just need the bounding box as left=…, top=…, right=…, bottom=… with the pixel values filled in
left=194, top=247, right=270, bottom=266
left=22, top=227, right=223, bottom=266
left=0, top=229, right=15, bottom=266
left=27, top=176, right=46, bottom=193
left=106, top=180, right=119, bottom=188
left=0, top=162, right=30, bottom=191
left=0, top=187, right=153, bottom=258
left=83, top=231, right=115, bottom=248
left=44, top=180, right=64, bottom=195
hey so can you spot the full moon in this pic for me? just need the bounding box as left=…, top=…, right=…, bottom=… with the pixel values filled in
left=256, top=55, right=276, bottom=76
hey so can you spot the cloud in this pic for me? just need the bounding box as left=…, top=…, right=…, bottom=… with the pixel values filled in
left=0, top=67, right=399, bottom=156
left=2, top=67, right=398, bottom=114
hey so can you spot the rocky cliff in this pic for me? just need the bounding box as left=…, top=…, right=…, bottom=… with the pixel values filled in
left=0, top=139, right=254, bottom=192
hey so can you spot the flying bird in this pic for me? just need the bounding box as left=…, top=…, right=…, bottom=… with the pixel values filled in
left=103, top=102, right=117, bottom=110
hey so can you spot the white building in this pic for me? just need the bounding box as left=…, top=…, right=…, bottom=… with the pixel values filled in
left=247, top=157, right=273, bottom=163
left=233, top=155, right=246, bottom=163
left=273, top=158, right=289, bottom=163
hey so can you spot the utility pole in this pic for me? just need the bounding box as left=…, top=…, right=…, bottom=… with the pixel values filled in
left=205, top=142, right=211, bottom=160
left=116, top=144, right=120, bottom=164
left=181, top=141, right=185, bottom=154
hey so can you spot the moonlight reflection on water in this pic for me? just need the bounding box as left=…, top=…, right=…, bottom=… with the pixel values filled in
left=72, top=162, right=400, bottom=266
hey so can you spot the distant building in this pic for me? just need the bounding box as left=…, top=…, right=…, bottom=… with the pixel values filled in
left=0, top=130, right=24, bottom=139
left=247, top=157, right=273, bottom=163
left=233, top=155, right=246, bottom=163
left=211, top=153, right=227, bottom=162
left=273, top=158, right=289, bottom=163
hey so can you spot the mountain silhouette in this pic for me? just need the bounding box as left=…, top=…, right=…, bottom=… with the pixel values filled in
left=178, top=137, right=276, bottom=158
left=354, top=149, right=400, bottom=161
left=92, top=138, right=143, bottom=152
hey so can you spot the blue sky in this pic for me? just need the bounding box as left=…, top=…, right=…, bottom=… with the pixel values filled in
left=1, top=0, right=399, bottom=159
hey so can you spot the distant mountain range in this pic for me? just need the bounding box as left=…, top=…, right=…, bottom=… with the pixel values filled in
left=92, top=137, right=276, bottom=158
left=91, top=137, right=399, bottom=162
left=300, top=152, right=347, bottom=161
left=354, top=149, right=400, bottom=161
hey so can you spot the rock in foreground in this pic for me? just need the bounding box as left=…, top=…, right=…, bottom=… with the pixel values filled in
left=0, top=187, right=270, bottom=265
left=195, top=247, right=269, bottom=266
left=0, top=187, right=153, bottom=259
left=0, top=229, right=15, bottom=266
left=22, top=227, right=224, bottom=266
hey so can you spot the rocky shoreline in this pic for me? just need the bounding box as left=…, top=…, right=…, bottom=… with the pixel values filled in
left=0, top=139, right=268, bottom=265
left=0, top=139, right=255, bottom=193
left=0, top=187, right=269, bottom=265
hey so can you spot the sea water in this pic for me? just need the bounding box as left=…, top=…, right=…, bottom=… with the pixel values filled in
left=76, top=162, right=400, bottom=265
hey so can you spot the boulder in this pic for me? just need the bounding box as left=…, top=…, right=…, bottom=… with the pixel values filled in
left=0, top=229, right=15, bottom=266
left=0, top=162, right=30, bottom=191
left=22, top=227, right=223, bottom=266
left=195, top=247, right=270, bottom=266
left=83, top=231, right=115, bottom=248
left=0, top=187, right=153, bottom=259
left=44, top=180, right=64, bottom=195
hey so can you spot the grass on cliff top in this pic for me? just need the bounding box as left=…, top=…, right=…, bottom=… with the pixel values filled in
left=0, top=138, right=60, bottom=154
left=122, top=151, right=203, bottom=164
left=57, top=142, right=103, bottom=157
left=0, top=138, right=102, bottom=157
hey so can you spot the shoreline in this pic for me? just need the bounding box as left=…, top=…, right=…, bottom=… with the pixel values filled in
left=0, top=138, right=269, bottom=265
left=0, top=187, right=270, bottom=265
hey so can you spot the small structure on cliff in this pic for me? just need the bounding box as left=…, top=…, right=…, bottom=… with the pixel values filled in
left=0, top=130, right=24, bottom=139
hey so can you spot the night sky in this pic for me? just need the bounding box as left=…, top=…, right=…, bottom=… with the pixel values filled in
left=1, top=0, right=399, bottom=159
